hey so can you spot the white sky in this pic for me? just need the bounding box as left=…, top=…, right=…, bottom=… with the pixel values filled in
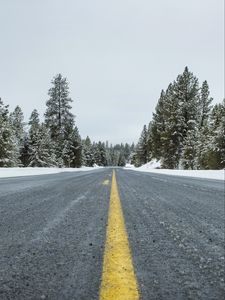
left=0, top=0, right=224, bottom=144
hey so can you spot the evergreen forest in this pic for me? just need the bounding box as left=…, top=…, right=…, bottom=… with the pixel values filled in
left=0, top=68, right=224, bottom=169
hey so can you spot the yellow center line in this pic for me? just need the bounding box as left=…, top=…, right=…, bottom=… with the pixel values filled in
left=99, top=170, right=140, bottom=300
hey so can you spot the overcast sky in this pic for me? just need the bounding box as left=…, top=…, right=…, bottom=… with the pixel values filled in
left=0, top=0, right=224, bottom=144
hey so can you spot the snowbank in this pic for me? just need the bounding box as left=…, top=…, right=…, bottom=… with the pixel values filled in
left=124, top=163, right=135, bottom=169
left=124, top=162, right=225, bottom=181
left=125, top=160, right=161, bottom=170
left=0, top=166, right=102, bottom=178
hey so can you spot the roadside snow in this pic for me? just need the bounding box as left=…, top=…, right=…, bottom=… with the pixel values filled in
left=1, top=164, right=224, bottom=181
left=0, top=166, right=102, bottom=178
left=125, top=160, right=161, bottom=170
left=124, top=161, right=225, bottom=181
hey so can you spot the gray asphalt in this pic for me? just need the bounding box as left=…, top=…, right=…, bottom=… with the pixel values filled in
left=0, top=168, right=224, bottom=300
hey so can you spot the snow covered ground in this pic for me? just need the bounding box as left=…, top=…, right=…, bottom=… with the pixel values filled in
left=0, top=164, right=224, bottom=181
left=124, top=161, right=225, bottom=181
left=0, top=166, right=102, bottom=178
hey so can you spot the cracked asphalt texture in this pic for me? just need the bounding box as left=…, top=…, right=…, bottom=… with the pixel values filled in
left=0, top=168, right=224, bottom=299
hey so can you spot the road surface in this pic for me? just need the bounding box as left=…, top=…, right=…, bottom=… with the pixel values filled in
left=0, top=168, right=224, bottom=299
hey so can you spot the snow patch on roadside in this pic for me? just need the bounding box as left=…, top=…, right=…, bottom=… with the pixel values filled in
left=0, top=166, right=103, bottom=178
left=124, top=161, right=225, bottom=181
left=140, top=160, right=161, bottom=169
left=124, top=163, right=135, bottom=169
left=125, top=159, right=161, bottom=170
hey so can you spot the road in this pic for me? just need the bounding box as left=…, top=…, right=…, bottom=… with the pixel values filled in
left=0, top=168, right=224, bottom=299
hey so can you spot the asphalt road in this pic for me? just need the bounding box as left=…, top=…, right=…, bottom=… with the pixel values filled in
left=0, top=168, right=224, bottom=299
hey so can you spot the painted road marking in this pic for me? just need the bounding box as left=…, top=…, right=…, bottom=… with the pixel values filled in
left=102, top=179, right=110, bottom=185
left=99, top=170, right=139, bottom=300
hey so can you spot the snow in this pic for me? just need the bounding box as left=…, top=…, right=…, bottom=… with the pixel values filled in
left=0, top=166, right=102, bottom=178
left=125, top=160, right=161, bottom=170
left=124, top=161, right=225, bottom=181
left=124, top=163, right=135, bottom=169
left=1, top=164, right=224, bottom=181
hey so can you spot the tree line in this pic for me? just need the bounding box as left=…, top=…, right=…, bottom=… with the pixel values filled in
left=1, top=68, right=224, bottom=169
left=134, top=67, right=225, bottom=169
left=0, top=74, right=134, bottom=168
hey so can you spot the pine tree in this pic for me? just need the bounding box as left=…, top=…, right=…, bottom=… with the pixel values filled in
left=83, top=136, right=94, bottom=167
left=147, top=67, right=200, bottom=169
left=147, top=122, right=153, bottom=162
left=106, top=144, right=115, bottom=166
left=118, top=152, right=126, bottom=167
left=92, top=142, right=107, bottom=166
left=105, top=142, right=112, bottom=166
left=204, top=101, right=225, bottom=169
left=91, top=143, right=99, bottom=166
left=214, top=101, right=225, bottom=168
left=9, top=106, right=25, bottom=146
left=175, top=67, right=199, bottom=135
left=9, top=106, right=25, bottom=166
left=0, top=98, right=10, bottom=166
left=174, top=67, right=199, bottom=165
left=196, top=81, right=213, bottom=168
left=28, top=109, right=41, bottom=159
left=112, top=144, right=121, bottom=166
left=0, top=98, right=20, bottom=167
left=213, top=114, right=225, bottom=169
left=20, top=133, right=30, bottom=167
left=150, top=90, right=166, bottom=160
left=129, top=143, right=136, bottom=165
left=45, top=74, right=75, bottom=164
left=28, top=123, right=56, bottom=167
left=98, top=142, right=107, bottom=166
left=29, top=109, right=40, bottom=141
left=28, top=110, right=56, bottom=167
left=181, top=120, right=198, bottom=169
left=124, top=143, right=131, bottom=162
left=160, top=83, right=181, bottom=168
left=69, top=126, right=83, bottom=168
left=135, top=125, right=148, bottom=166
left=61, top=119, right=76, bottom=167
left=198, top=81, right=213, bottom=128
